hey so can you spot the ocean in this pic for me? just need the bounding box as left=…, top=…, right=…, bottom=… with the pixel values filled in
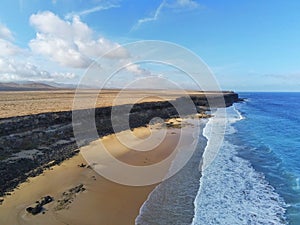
left=136, top=92, right=300, bottom=225
left=231, top=92, right=300, bottom=224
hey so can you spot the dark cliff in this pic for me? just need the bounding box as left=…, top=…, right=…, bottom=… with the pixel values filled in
left=0, top=92, right=240, bottom=196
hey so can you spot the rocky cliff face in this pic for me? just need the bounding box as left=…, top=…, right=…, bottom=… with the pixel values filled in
left=0, top=92, right=240, bottom=196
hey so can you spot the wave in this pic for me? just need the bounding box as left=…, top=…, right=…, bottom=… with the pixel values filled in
left=136, top=105, right=287, bottom=225
left=192, top=106, right=287, bottom=225
left=135, top=120, right=207, bottom=225
left=201, top=107, right=243, bottom=172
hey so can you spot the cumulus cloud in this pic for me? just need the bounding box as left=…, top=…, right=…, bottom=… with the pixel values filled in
left=125, top=63, right=152, bottom=76
left=0, top=57, right=50, bottom=81
left=0, top=24, right=48, bottom=81
left=0, top=23, right=14, bottom=40
left=0, top=23, right=22, bottom=56
left=0, top=39, right=21, bottom=56
left=0, top=18, right=78, bottom=83
left=29, top=11, right=128, bottom=68
left=0, top=57, right=76, bottom=82
left=131, top=0, right=201, bottom=30
left=51, top=72, right=76, bottom=79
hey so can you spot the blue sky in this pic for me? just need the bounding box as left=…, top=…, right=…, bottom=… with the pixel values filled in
left=0, top=0, right=299, bottom=91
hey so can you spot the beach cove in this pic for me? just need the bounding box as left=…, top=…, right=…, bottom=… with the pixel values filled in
left=0, top=90, right=240, bottom=224
left=0, top=116, right=204, bottom=225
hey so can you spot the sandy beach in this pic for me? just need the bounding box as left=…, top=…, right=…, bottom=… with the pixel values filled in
left=0, top=117, right=199, bottom=225
left=0, top=90, right=238, bottom=224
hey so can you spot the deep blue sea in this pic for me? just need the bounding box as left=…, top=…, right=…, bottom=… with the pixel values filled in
left=234, top=92, right=300, bottom=224
left=136, top=92, right=300, bottom=225
left=193, top=92, right=300, bottom=225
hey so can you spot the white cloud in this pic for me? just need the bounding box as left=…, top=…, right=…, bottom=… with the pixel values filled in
left=166, top=0, right=200, bottom=10
left=0, top=24, right=49, bottom=82
left=51, top=72, right=76, bottom=79
left=0, top=57, right=50, bottom=81
left=0, top=24, right=22, bottom=56
left=0, top=19, right=79, bottom=83
left=29, top=11, right=128, bottom=68
left=0, top=39, right=21, bottom=56
left=0, top=57, right=76, bottom=82
left=125, top=63, right=152, bottom=76
left=131, top=0, right=201, bottom=31
left=126, top=64, right=144, bottom=74
left=30, top=32, right=92, bottom=68
left=65, top=4, right=120, bottom=19
left=0, top=23, right=14, bottom=40
left=131, top=1, right=166, bottom=31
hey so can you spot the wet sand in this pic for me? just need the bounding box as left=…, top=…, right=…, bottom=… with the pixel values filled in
left=0, top=118, right=198, bottom=225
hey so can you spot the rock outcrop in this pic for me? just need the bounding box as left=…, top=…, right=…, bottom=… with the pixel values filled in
left=54, top=184, right=86, bottom=211
left=0, top=92, right=240, bottom=197
left=26, top=195, right=54, bottom=215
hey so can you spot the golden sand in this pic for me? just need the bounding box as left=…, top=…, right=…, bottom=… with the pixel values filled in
left=0, top=118, right=197, bottom=225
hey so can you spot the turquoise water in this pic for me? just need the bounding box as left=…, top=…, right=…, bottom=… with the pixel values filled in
left=136, top=92, right=300, bottom=224
left=193, top=93, right=300, bottom=224
left=234, top=92, right=300, bottom=224
left=192, top=105, right=287, bottom=224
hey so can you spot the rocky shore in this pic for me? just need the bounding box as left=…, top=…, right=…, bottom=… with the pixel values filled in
left=0, top=92, right=240, bottom=198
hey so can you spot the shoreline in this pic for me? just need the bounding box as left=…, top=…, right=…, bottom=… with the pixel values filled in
left=192, top=105, right=287, bottom=224
left=0, top=117, right=202, bottom=225
left=0, top=91, right=240, bottom=197
left=136, top=118, right=207, bottom=225
left=0, top=91, right=240, bottom=224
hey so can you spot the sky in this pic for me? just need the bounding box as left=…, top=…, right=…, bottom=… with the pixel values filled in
left=0, top=0, right=299, bottom=91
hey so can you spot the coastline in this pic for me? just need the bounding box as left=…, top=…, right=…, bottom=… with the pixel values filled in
left=0, top=117, right=201, bottom=225
left=191, top=105, right=287, bottom=225
left=136, top=119, right=207, bottom=225
left=0, top=91, right=239, bottom=197
left=0, top=90, right=240, bottom=224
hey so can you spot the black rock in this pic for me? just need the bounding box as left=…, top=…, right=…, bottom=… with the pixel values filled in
left=78, top=163, right=86, bottom=168
left=26, top=204, right=43, bottom=215
left=26, top=195, right=53, bottom=215
left=40, top=195, right=53, bottom=205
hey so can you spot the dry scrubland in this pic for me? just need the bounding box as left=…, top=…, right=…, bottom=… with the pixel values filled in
left=0, top=89, right=231, bottom=119
left=0, top=89, right=192, bottom=118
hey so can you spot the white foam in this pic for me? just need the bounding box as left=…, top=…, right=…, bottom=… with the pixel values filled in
left=200, top=106, right=244, bottom=171
left=135, top=119, right=206, bottom=225
left=201, top=108, right=226, bottom=172
left=164, top=118, right=203, bottom=179
left=293, top=177, right=300, bottom=191
left=192, top=106, right=287, bottom=225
